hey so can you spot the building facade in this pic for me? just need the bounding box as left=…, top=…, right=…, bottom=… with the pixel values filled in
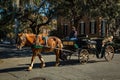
left=57, top=16, right=109, bottom=38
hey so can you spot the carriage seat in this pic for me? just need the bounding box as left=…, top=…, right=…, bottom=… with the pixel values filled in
left=88, top=40, right=97, bottom=48
left=88, top=40, right=97, bottom=44
left=62, top=40, right=75, bottom=46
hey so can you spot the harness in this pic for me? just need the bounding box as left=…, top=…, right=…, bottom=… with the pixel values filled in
left=31, top=44, right=43, bottom=48
left=31, top=35, right=48, bottom=49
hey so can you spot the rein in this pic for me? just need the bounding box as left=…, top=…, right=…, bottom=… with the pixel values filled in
left=31, top=43, right=74, bottom=53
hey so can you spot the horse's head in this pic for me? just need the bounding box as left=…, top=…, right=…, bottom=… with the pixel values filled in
left=16, top=33, right=26, bottom=50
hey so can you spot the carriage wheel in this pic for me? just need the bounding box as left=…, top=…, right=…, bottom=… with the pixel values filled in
left=78, top=49, right=89, bottom=64
left=104, top=45, right=114, bottom=61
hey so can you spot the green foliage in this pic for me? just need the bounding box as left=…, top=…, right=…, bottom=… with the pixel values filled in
left=33, top=0, right=42, bottom=6
left=0, top=0, right=120, bottom=36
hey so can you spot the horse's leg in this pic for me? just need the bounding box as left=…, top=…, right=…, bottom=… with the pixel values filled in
left=55, top=49, right=60, bottom=66
left=37, top=54, right=45, bottom=68
left=28, top=53, right=36, bottom=71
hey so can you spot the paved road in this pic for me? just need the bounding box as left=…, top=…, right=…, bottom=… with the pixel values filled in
left=0, top=44, right=120, bottom=80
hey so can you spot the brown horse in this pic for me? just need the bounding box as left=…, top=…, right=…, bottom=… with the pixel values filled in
left=16, top=33, right=63, bottom=71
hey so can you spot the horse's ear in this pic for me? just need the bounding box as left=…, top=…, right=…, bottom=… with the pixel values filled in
left=18, top=33, right=21, bottom=36
left=18, top=33, right=21, bottom=37
left=18, top=33, right=24, bottom=36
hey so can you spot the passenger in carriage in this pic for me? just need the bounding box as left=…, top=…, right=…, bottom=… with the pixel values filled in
left=69, top=26, right=79, bottom=49
left=69, top=26, right=78, bottom=40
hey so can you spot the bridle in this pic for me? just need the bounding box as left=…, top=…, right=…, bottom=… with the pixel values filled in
left=16, top=33, right=26, bottom=50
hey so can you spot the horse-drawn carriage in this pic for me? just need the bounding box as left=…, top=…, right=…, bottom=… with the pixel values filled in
left=16, top=33, right=115, bottom=70
left=61, top=36, right=115, bottom=64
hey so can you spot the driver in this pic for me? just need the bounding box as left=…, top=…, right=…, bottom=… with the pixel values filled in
left=69, top=26, right=78, bottom=40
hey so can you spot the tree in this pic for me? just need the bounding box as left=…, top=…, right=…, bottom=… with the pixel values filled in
left=0, top=0, right=63, bottom=35
left=0, top=0, right=120, bottom=37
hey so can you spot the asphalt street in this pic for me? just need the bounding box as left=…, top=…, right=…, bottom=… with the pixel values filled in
left=0, top=44, right=120, bottom=80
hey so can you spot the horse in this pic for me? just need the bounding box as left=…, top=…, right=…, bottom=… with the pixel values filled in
left=16, top=33, right=63, bottom=71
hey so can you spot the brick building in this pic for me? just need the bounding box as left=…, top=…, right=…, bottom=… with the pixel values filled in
left=57, top=16, right=109, bottom=38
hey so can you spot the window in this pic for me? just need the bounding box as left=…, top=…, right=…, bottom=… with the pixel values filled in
left=79, top=21, right=85, bottom=35
left=101, top=20, right=107, bottom=37
left=90, top=20, right=96, bottom=34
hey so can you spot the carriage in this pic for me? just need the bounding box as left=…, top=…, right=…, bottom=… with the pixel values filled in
left=61, top=36, right=115, bottom=64
left=16, top=33, right=115, bottom=70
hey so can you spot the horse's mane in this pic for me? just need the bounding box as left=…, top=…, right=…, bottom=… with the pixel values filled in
left=25, top=33, right=36, bottom=44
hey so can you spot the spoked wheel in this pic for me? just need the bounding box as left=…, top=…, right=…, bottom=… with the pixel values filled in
left=78, top=49, right=89, bottom=64
left=104, top=45, right=114, bottom=61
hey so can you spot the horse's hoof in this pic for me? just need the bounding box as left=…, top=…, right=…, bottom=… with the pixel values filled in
left=41, top=64, right=45, bottom=68
left=55, top=63, right=59, bottom=66
left=28, top=66, right=32, bottom=71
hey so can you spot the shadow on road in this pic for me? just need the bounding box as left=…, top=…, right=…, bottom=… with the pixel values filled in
left=0, top=66, right=28, bottom=73
left=0, top=44, right=54, bottom=59
left=0, top=59, right=106, bottom=73
left=0, top=50, right=33, bottom=59
left=0, top=44, right=32, bottom=59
